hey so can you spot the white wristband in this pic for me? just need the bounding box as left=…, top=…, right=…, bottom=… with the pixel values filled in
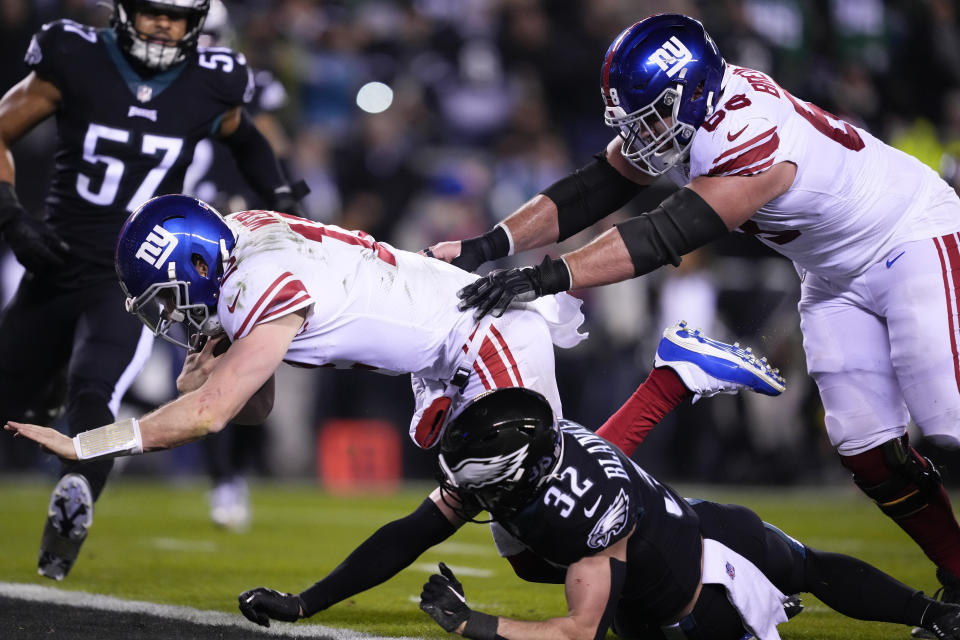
left=73, top=418, right=143, bottom=460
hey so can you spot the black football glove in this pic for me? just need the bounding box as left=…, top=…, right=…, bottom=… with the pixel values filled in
left=0, top=181, right=69, bottom=274
left=420, top=562, right=472, bottom=632
left=457, top=254, right=571, bottom=319
left=451, top=226, right=511, bottom=272
left=271, top=180, right=311, bottom=218
left=238, top=587, right=304, bottom=627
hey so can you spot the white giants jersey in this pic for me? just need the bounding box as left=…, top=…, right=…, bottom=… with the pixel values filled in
left=667, top=64, right=960, bottom=279
left=218, top=210, right=481, bottom=380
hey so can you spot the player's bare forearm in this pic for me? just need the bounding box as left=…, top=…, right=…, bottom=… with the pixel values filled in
left=501, top=194, right=561, bottom=253
left=563, top=228, right=635, bottom=289
left=0, top=73, right=61, bottom=182
left=141, top=315, right=301, bottom=449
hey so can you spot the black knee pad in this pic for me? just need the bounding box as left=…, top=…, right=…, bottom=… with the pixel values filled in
left=855, top=439, right=942, bottom=519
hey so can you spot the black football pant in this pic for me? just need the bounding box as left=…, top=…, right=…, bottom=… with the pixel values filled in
left=615, top=500, right=933, bottom=639
left=0, top=274, right=148, bottom=500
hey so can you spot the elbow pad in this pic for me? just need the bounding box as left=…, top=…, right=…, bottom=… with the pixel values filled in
left=541, top=152, right=645, bottom=242
left=614, top=188, right=728, bottom=277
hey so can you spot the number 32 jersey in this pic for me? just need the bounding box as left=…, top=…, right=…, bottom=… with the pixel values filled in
left=667, top=64, right=960, bottom=279
left=25, top=20, right=252, bottom=285
left=499, top=421, right=703, bottom=623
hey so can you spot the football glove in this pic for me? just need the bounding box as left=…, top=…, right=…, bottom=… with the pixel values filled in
left=271, top=180, right=311, bottom=218
left=451, top=226, right=510, bottom=272
left=0, top=181, right=69, bottom=274
left=238, top=586, right=304, bottom=627
left=457, top=254, right=570, bottom=319
left=420, top=562, right=472, bottom=632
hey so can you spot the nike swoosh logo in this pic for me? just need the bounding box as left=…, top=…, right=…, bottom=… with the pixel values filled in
left=727, top=125, right=748, bottom=141
left=886, top=251, right=906, bottom=269
left=584, top=496, right=602, bottom=518
left=447, top=585, right=466, bottom=603
left=227, top=292, right=240, bottom=313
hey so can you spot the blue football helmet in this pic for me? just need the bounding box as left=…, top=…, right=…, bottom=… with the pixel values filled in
left=601, top=14, right=725, bottom=176
left=115, top=194, right=235, bottom=349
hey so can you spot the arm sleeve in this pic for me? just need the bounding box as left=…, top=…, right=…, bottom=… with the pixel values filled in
left=298, top=498, right=457, bottom=615
left=219, top=110, right=288, bottom=207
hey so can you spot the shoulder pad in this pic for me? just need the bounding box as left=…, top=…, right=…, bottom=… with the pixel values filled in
left=195, top=46, right=254, bottom=105
left=693, top=112, right=780, bottom=178
left=26, top=20, right=100, bottom=83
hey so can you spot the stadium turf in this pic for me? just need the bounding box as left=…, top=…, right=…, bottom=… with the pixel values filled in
left=0, top=476, right=947, bottom=639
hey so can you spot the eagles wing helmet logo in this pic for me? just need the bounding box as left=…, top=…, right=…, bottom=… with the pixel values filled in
left=25, top=36, right=42, bottom=65
left=440, top=444, right=530, bottom=489
left=586, top=488, right=630, bottom=549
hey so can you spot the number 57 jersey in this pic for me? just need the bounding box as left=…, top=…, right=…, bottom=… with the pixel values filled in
left=25, top=20, right=252, bottom=285
left=669, top=64, right=960, bottom=280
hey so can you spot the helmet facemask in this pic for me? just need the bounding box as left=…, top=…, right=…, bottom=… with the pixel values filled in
left=114, top=0, right=210, bottom=71
left=605, top=83, right=701, bottom=176
left=124, top=254, right=223, bottom=350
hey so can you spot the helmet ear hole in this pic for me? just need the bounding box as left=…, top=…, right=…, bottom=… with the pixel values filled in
left=191, top=253, right=210, bottom=278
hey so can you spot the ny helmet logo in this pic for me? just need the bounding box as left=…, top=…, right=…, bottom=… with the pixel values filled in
left=135, top=224, right=178, bottom=269
left=649, top=36, right=695, bottom=78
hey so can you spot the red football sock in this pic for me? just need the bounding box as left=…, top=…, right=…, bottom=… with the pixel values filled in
left=596, top=367, right=691, bottom=456
left=841, top=438, right=960, bottom=577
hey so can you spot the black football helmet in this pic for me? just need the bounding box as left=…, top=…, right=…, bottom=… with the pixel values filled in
left=438, top=388, right=563, bottom=520
left=113, top=0, right=210, bottom=70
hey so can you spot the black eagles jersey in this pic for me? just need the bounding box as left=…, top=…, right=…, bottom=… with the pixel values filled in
left=499, top=421, right=703, bottom=622
left=24, top=19, right=253, bottom=286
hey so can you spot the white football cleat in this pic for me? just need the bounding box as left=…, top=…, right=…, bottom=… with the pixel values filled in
left=654, top=321, right=786, bottom=401
left=38, top=473, right=94, bottom=580
left=210, top=476, right=251, bottom=533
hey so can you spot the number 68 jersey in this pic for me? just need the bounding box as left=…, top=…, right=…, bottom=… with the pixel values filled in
left=499, top=421, right=703, bottom=623
left=668, top=64, right=960, bottom=280
left=25, top=20, right=252, bottom=285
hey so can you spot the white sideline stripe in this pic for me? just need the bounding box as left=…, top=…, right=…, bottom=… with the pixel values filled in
left=0, top=582, right=412, bottom=639
left=150, top=537, right=218, bottom=552
left=411, top=563, right=493, bottom=578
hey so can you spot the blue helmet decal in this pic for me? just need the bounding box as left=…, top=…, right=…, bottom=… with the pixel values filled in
left=601, top=14, right=725, bottom=176
left=115, top=194, right=236, bottom=348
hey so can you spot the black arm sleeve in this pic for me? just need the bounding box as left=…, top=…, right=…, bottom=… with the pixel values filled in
left=298, top=498, right=457, bottom=616
left=219, top=109, right=288, bottom=206
left=614, top=188, right=728, bottom=277
left=541, top=152, right=645, bottom=242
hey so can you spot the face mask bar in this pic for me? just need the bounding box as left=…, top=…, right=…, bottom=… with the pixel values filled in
left=125, top=280, right=214, bottom=349
left=605, top=84, right=696, bottom=177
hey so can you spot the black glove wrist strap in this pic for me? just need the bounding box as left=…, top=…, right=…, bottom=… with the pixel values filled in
left=462, top=610, right=501, bottom=640
left=464, top=225, right=510, bottom=263
left=534, top=255, right=572, bottom=295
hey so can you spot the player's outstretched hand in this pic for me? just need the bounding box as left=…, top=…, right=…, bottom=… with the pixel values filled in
left=419, top=562, right=472, bottom=632
left=422, top=240, right=491, bottom=273
left=457, top=266, right=542, bottom=319
left=238, top=587, right=304, bottom=627
left=4, top=422, right=76, bottom=460
left=177, top=334, right=228, bottom=393
left=457, top=255, right=571, bottom=320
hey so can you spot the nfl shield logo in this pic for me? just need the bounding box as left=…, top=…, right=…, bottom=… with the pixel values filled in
left=726, top=562, right=736, bottom=579
left=137, top=84, right=153, bottom=103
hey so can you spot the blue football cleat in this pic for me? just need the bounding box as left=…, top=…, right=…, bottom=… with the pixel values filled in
left=655, top=321, right=786, bottom=400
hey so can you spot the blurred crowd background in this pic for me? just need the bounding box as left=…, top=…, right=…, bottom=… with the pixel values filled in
left=2, top=0, right=960, bottom=490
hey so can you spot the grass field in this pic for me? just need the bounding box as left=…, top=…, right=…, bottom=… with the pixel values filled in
left=0, top=476, right=946, bottom=639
